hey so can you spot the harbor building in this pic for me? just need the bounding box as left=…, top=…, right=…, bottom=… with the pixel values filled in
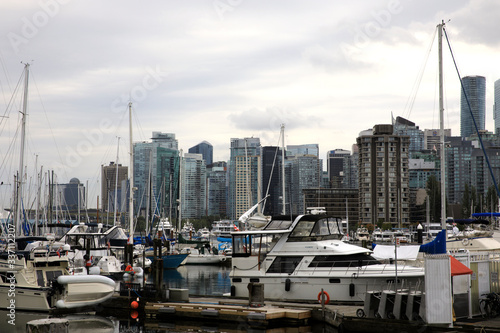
left=356, top=124, right=410, bottom=227
left=460, top=75, right=486, bottom=139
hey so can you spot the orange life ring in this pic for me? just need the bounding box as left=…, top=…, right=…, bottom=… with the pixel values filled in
left=318, top=291, right=330, bottom=304
left=125, top=265, right=134, bottom=273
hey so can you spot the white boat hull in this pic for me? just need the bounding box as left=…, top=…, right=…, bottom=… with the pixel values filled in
left=231, top=256, right=424, bottom=303
left=186, top=254, right=228, bottom=265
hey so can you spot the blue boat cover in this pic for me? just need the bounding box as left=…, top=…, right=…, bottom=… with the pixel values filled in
left=419, top=229, right=446, bottom=254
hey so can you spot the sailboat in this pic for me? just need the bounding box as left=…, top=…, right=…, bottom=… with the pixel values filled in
left=0, top=64, right=116, bottom=312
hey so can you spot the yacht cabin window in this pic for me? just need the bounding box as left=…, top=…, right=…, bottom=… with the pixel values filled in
left=308, top=254, right=380, bottom=268
left=267, top=256, right=303, bottom=274
left=289, top=217, right=343, bottom=241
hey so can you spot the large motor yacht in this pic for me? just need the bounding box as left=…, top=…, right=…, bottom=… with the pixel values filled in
left=230, top=214, right=424, bottom=303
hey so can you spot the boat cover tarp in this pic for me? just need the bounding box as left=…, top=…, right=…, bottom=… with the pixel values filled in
left=419, top=229, right=446, bottom=254
left=371, top=244, right=420, bottom=260
left=472, top=212, right=500, bottom=217
left=450, top=255, right=473, bottom=276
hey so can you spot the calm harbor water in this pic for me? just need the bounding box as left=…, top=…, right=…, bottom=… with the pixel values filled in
left=0, top=265, right=337, bottom=332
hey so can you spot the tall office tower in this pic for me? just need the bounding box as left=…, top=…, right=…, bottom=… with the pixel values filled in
left=101, top=162, right=128, bottom=212
left=327, top=149, right=350, bottom=188
left=356, top=124, right=410, bottom=227
left=206, top=161, right=227, bottom=217
left=445, top=137, right=473, bottom=204
left=261, top=146, right=283, bottom=215
left=469, top=140, right=500, bottom=206
left=227, top=138, right=261, bottom=219
left=342, top=144, right=359, bottom=189
left=133, top=132, right=179, bottom=220
left=393, top=116, right=424, bottom=157
left=56, top=178, right=86, bottom=211
left=460, top=76, right=486, bottom=138
left=494, top=79, right=500, bottom=134
left=189, top=141, right=213, bottom=166
left=423, top=129, right=452, bottom=152
left=180, top=153, right=206, bottom=219
left=287, top=144, right=319, bottom=157
left=285, top=154, right=322, bottom=215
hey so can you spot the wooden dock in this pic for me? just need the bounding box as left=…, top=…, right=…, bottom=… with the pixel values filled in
left=145, top=300, right=312, bottom=328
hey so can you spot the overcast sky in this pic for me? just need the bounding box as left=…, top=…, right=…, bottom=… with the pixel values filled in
left=1, top=0, right=499, bottom=211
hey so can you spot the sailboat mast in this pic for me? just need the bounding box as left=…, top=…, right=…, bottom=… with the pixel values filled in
left=114, top=136, right=120, bottom=226
left=16, top=63, right=29, bottom=236
left=281, top=124, right=286, bottom=215
left=438, top=21, right=447, bottom=235
left=128, top=102, right=134, bottom=244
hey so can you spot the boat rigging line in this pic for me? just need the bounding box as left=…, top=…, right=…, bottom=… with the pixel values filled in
left=443, top=26, right=500, bottom=200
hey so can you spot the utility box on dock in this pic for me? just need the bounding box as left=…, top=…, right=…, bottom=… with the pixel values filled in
left=248, top=282, right=264, bottom=307
left=168, top=288, right=189, bottom=302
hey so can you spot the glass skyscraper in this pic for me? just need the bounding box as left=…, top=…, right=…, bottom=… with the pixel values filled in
left=494, top=79, right=500, bottom=134
left=188, top=141, right=213, bottom=166
left=460, top=76, right=485, bottom=138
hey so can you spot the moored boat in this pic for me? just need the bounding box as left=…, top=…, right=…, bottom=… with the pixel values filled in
left=0, top=237, right=116, bottom=312
left=230, top=214, right=424, bottom=303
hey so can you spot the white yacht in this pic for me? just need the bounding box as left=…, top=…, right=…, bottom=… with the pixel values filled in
left=0, top=237, right=116, bottom=312
left=211, top=220, right=236, bottom=239
left=230, top=214, right=424, bottom=303
left=355, top=227, right=370, bottom=242
left=197, top=227, right=211, bottom=242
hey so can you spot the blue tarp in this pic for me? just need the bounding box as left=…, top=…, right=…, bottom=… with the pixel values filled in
left=472, top=213, right=500, bottom=217
left=419, top=229, right=446, bottom=254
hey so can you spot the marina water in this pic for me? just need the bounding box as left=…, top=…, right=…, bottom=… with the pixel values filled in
left=0, top=265, right=337, bottom=332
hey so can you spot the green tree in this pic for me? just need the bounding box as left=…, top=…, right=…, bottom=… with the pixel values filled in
left=462, top=183, right=471, bottom=218
left=486, top=185, right=500, bottom=213
left=426, top=175, right=441, bottom=222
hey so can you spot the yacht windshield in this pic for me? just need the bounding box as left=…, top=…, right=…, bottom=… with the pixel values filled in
left=289, top=217, right=343, bottom=241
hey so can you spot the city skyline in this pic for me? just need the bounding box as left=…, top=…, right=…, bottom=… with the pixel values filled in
left=1, top=1, right=500, bottom=211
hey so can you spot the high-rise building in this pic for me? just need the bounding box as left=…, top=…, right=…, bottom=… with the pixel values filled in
left=494, top=79, right=500, bottom=134
left=206, top=161, right=227, bottom=217
left=327, top=149, right=350, bottom=188
left=445, top=137, right=473, bottom=204
left=356, top=124, right=410, bottom=226
left=460, top=76, right=486, bottom=138
left=423, top=129, right=452, bottom=152
left=180, top=153, right=206, bottom=219
left=101, top=162, right=128, bottom=212
left=56, top=178, right=86, bottom=212
left=261, top=146, right=283, bottom=215
left=189, top=141, right=213, bottom=166
left=133, top=132, right=179, bottom=219
left=342, top=144, right=359, bottom=189
left=287, top=144, right=319, bottom=157
left=285, top=154, right=322, bottom=214
left=393, top=116, right=424, bottom=156
left=227, top=138, right=261, bottom=219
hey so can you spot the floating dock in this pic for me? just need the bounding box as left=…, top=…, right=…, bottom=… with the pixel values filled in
left=145, top=300, right=313, bottom=328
